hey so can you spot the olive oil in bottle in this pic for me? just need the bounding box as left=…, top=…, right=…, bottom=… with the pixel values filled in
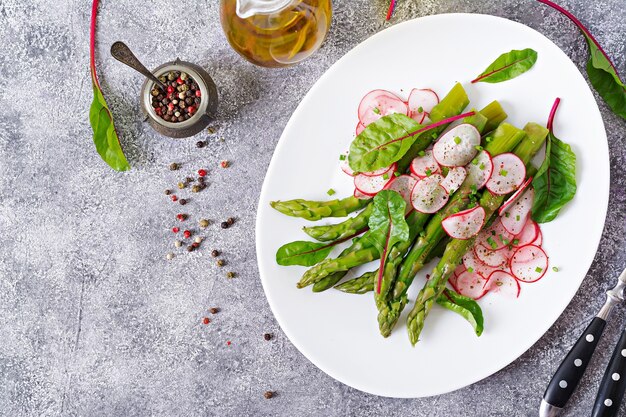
left=220, top=0, right=332, bottom=68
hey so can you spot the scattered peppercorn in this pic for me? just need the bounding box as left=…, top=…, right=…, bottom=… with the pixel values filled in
left=221, top=222, right=229, bottom=229
left=169, top=162, right=180, bottom=171
left=171, top=195, right=178, bottom=202
left=207, top=126, right=216, bottom=134
left=199, top=219, right=210, bottom=228
left=192, top=185, right=202, bottom=193
left=210, top=307, right=220, bottom=314
left=172, top=227, right=180, bottom=233
left=194, top=236, right=202, bottom=244
left=220, top=160, right=230, bottom=168
left=192, top=242, right=200, bottom=249
left=264, top=391, right=275, bottom=399
left=152, top=71, right=201, bottom=123
left=211, top=249, right=220, bottom=257
left=174, top=240, right=182, bottom=248
left=177, top=182, right=186, bottom=189
left=183, top=230, right=192, bottom=239
left=196, top=141, right=206, bottom=148
left=164, top=189, right=172, bottom=195
left=216, top=259, right=225, bottom=267
left=226, top=271, right=236, bottom=279
left=264, top=333, right=272, bottom=341
left=227, top=217, right=235, bottom=226
left=179, top=198, right=187, bottom=205
left=197, top=176, right=206, bottom=184
left=176, top=213, right=187, bottom=221
left=202, top=317, right=210, bottom=325
left=166, top=253, right=174, bottom=260
left=226, top=341, right=232, bottom=346
left=187, top=245, right=195, bottom=252
left=198, top=169, right=207, bottom=177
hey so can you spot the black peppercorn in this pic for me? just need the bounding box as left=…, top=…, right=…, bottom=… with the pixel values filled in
left=164, top=189, right=172, bottom=195
left=187, top=245, right=194, bottom=252
left=264, top=333, right=272, bottom=341
left=221, top=221, right=229, bottom=229
left=196, top=141, right=206, bottom=148
left=210, top=307, right=219, bottom=314
left=227, top=217, right=235, bottom=226
left=169, top=162, right=180, bottom=171
left=211, top=250, right=220, bottom=257
left=264, top=391, right=274, bottom=399
left=192, top=242, right=200, bottom=249
left=179, top=198, right=187, bottom=205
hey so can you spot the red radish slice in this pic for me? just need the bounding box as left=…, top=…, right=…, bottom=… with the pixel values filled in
left=410, top=150, right=440, bottom=178
left=353, top=188, right=373, bottom=199
left=354, top=172, right=392, bottom=195
left=513, top=219, right=539, bottom=248
left=498, top=177, right=532, bottom=215
left=455, top=270, right=488, bottom=300
left=410, top=174, right=449, bottom=213
left=407, top=88, right=439, bottom=122
left=484, top=270, right=521, bottom=298
left=486, top=153, right=526, bottom=195
left=340, top=152, right=355, bottom=176
left=510, top=244, right=549, bottom=283
left=432, top=124, right=481, bottom=167
left=441, top=206, right=486, bottom=240
left=453, top=264, right=466, bottom=278
left=448, top=274, right=459, bottom=292
left=356, top=122, right=366, bottom=136
left=361, top=163, right=396, bottom=177
left=466, top=151, right=494, bottom=189
left=531, top=225, right=543, bottom=247
left=463, top=250, right=500, bottom=278
left=501, top=188, right=535, bottom=235
left=440, top=166, right=467, bottom=193
left=474, top=244, right=509, bottom=267
left=384, top=174, right=417, bottom=213
left=476, top=219, right=514, bottom=250
left=358, top=90, right=408, bottom=126
left=421, top=114, right=431, bottom=125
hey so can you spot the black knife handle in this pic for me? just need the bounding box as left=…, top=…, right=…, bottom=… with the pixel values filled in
left=592, top=329, right=626, bottom=417
left=543, top=317, right=607, bottom=408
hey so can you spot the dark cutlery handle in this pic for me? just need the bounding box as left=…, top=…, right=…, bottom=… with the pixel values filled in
left=543, top=317, right=607, bottom=408
left=592, top=329, right=626, bottom=417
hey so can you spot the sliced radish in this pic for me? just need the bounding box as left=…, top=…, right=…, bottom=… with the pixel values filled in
left=441, top=206, right=486, bottom=240
left=410, top=174, right=449, bottom=213
left=501, top=188, right=535, bottom=235
left=361, top=163, right=396, bottom=177
left=340, top=152, right=355, bottom=176
left=476, top=219, right=514, bottom=250
left=354, top=188, right=372, bottom=199
left=485, top=153, right=526, bottom=195
left=484, top=271, right=521, bottom=298
left=453, top=264, right=466, bottom=278
left=358, top=90, right=408, bottom=126
left=407, top=88, right=439, bottom=123
left=440, top=166, right=467, bottom=193
left=432, top=124, right=481, bottom=167
left=384, top=175, right=417, bottom=213
left=466, top=151, right=494, bottom=189
left=455, top=270, right=488, bottom=300
left=463, top=249, right=501, bottom=278
left=532, top=226, right=543, bottom=246
left=474, top=244, right=510, bottom=267
left=512, top=219, right=539, bottom=248
left=355, top=122, right=366, bottom=136
left=510, top=244, right=549, bottom=283
left=498, top=177, right=532, bottom=215
left=410, top=150, right=440, bottom=178
left=354, top=172, right=392, bottom=195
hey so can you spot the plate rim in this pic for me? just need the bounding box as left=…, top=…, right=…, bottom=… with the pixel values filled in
left=255, top=12, right=610, bottom=398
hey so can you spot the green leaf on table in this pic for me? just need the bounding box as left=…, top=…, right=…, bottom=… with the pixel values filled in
left=365, top=190, right=409, bottom=293
left=471, top=48, right=538, bottom=84
left=276, top=240, right=335, bottom=267
left=437, top=289, right=484, bottom=336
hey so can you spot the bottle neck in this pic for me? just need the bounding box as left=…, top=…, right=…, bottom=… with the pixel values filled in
left=236, top=0, right=297, bottom=19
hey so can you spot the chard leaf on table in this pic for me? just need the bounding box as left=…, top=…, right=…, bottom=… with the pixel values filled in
left=538, top=0, right=626, bottom=120
left=532, top=98, right=577, bottom=223
left=471, top=48, right=538, bottom=84
left=89, top=0, right=130, bottom=171
left=348, top=112, right=475, bottom=173
left=437, top=289, right=484, bottom=336
left=365, top=190, right=410, bottom=294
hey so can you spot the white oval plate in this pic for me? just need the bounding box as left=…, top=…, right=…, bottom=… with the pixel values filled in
left=256, top=14, right=609, bottom=398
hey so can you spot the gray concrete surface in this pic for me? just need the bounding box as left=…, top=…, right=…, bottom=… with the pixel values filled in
left=0, top=0, right=624, bottom=416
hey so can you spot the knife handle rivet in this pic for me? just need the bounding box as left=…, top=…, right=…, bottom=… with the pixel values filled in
left=621, top=349, right=626, bottom=357
left=574, top=359, right=582, bottom=367
left=586, top=334, right=595, bottom=342
left=612, top=373, right=620, bottom=381
left=559, top=380, right=568, bottom=389
left=604, top=399, right=613, bottom=407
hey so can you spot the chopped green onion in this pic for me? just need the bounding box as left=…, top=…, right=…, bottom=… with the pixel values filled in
left=339, top=154, right=346, bottom=161
left=535, top=267, right=543, bottom=273
left=475, top=145, right=484, bottom=151
left=512, top=239, right=519, bottom=245
left=486, top=237, right=497, bottom=249
left=470, top=184, right=478, bottom=194
left=500, top=169, right=508, bottom=177
left=479, top=163, right=486, bottom=170
left=485, top=136, right=493, bottom=143
left=417, top=106, right=424, bottom=113
left=552, top=267, right=559, bottom=272
left=373, top=107, right=380, bottom=114
left=454, top=136, right=462, bottom=145
left=394, top=171, right=400, bottom=177
left=425, top=169, right=432, bottom=176
left=327, top=188, right=336, bottom=196
left=505, top=212, right=510, bottom=218
left=516, top=215, right=521, bottom=221
left=418, top=150, right=426, bottom=157
left=467, top=267, right=474, bottom=273
left=472, top=158, right=479, bottom=165
left=383, top=173, right=389, bottom=180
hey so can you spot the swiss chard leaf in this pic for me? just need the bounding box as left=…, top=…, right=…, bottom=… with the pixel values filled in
left=89, top=0, right=130, bottom=171
left=437, top=289, right=484, bottom=336
left=348, top=112, right=475, bottom=173
left=366, top=190, right=409, bottom=293
left=276, top=241, right=335, bottom=266
left=532, top=98, right=577, bottom=223
left=538, top=0, right=626, bottom=120
left=471, top=48, right=538, bottom=84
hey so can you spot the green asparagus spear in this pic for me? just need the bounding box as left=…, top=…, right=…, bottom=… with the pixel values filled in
left=303, top=204, right=373, bottom=242
left=406, top=122, right=549, bottom=345
left=334, top=270, right=377, bottom=294
left=270, top=196, right=371, bottom=221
